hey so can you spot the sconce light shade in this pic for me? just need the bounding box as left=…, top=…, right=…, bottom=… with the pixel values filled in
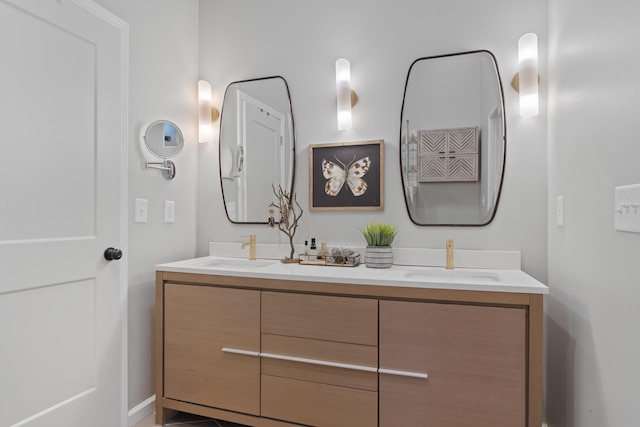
left=198, top=79, right=213, bottom=143
left=335, top=58, right=352, bottom=130
left=517, top=33, right=539, bottom=117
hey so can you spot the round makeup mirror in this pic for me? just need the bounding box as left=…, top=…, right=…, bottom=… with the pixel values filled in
left=142, top=120, right=184, bottom=180
left=144, top=120, right=184, bottom=158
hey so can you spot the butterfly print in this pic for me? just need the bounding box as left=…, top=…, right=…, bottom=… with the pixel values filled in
left=322, top=155, right=371, bottom=196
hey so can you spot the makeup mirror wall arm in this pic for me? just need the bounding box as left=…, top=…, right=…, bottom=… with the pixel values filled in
left=145, top=160, right=176, bottom=180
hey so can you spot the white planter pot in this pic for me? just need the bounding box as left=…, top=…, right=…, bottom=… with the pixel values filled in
left=364, top=246, right=393, bottom=268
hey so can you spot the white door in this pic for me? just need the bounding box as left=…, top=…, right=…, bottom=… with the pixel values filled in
left=0, top=1, right=127, bottom=426
left=238, top=92, right=285, bottom=221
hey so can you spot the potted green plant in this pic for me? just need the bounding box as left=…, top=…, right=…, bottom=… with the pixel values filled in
left=361, top=222, right=397, bottom=268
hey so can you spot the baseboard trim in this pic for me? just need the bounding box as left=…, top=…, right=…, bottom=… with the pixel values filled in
left=128, top=395, right=155, bottom=427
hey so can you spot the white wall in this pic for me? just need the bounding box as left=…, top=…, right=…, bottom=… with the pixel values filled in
left=197, top=0, right=549, bottom=281
left=93, top=0, right=199, bottom=422
left=547, top=0, right=640, bottom=425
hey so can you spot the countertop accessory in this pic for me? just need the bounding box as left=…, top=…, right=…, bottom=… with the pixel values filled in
left=361, top=222, right=397, bottom=268
left=269, top=184, right=303, bottom=262
left=318, top=242, right=329, bottom=258
left=300, top=246, right=360, bottom=267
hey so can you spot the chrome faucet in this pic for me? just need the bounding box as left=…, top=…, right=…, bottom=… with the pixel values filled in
left=241, top=235, right=256, bottom=260
left=446, top=239, right=454, bottom=270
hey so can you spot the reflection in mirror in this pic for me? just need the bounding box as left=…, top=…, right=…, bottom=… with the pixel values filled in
left=400, top=50, right=506, bottom=226
left=219, top=76, right=295, bottom=223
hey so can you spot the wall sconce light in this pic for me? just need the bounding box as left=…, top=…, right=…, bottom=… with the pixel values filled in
left=335, top=58, right=358, bottom=130
left=198, top=79, right=219, bottom=143
left=511, top=33, right=539, bottom=117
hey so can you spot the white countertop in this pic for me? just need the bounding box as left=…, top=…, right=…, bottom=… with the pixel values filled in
left=156, top=256, right=548, bottom=295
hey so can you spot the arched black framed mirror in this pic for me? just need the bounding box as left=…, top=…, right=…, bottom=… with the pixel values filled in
left=399, top=50, right=506, bottom=226
left=219, top=76, right=296, bottom=224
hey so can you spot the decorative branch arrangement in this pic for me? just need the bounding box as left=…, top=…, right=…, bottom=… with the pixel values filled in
left=268, top=184, right=303, bottom=261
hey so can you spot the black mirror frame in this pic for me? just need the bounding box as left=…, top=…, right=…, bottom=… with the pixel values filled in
left=218, top=75, right=296, bottom=225
left=398, top=50, right=507, bottom=227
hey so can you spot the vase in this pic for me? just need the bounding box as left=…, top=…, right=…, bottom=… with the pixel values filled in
left=364, top=246, right=393, bottom=268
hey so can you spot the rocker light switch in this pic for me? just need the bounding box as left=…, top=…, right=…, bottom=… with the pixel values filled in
left=134, top=198, right=148, bottom=223
left=556, top=196, right=564, bottom=227
left=615, top=184, right=640, bottom=233
left=164, top=201, right=175, bottom=223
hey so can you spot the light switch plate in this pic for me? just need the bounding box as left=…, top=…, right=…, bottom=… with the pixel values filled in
left=164, top=200, right=175, bottom=223
left=135, top=198, right=148, bottom=223
left=615, top=184, right=640, bottom=233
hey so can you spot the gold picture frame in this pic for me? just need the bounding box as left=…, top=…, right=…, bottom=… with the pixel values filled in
left=309, top=140, right=384, bottom=211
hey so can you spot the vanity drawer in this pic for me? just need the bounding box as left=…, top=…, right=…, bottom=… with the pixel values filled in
left=261, top=333, right=378, bottom=391
left=261, top=375, right=378, bottom=427
left=261, top=292, right=378, bottom=345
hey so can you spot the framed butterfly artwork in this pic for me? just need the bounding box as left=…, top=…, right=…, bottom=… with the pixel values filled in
left=309, top=140, right=384, bottom=211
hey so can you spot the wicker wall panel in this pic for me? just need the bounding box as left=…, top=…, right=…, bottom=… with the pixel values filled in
left=417, top=127, right=478, bottom=182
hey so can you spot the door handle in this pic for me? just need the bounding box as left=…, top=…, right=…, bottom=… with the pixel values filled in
left=104, top=247, right=123, bottom=261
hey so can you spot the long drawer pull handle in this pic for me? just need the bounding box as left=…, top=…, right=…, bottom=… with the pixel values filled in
left=223, top=348, right=377, bottom=373
left=379, top=368, right=429, bottom=379
left=222, top=347, right=260, bottom=357
left=223, top=348, right=428, bottom=379
left=260, top=352, right=379, bottom=373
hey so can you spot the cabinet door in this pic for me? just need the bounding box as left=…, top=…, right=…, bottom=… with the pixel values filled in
left=380, top=300, right=526, bottom=427
left=164, top=284, right=260, bottom=415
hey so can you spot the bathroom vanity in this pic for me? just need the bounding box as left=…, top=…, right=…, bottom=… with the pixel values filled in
left=155, top=256, right=547, bottom=427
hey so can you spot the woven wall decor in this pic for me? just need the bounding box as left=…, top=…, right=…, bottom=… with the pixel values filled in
left=417, top=127, right=478, bottom=182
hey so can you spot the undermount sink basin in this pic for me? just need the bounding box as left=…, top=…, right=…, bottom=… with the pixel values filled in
left=403, top=269, right=502, bottom=283
left=203, top=258, right=274, bottom=270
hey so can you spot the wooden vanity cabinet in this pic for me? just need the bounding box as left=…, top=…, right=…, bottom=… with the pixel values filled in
left=379, top=300, right=527, bottom=427
left=156, top=271, right=543, bottom=427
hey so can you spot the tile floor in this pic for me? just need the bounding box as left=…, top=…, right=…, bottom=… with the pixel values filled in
left=134, top=412, right=246, bottom=427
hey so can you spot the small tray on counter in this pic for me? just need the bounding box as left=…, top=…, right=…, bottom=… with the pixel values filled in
left=299, top=253, right=361, bottom=267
